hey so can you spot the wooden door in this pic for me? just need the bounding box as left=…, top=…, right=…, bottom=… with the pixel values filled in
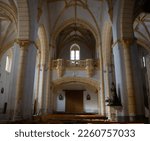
left=65, top=90, right=83, bottom=113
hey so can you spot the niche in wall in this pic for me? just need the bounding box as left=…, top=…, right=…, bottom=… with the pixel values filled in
left=1, top=88, right=4, bottom=94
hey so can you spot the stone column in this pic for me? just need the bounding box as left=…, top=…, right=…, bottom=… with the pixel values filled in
left=34, top=63, right=40, bottom=115
left=97, top=85, right=106, bottom=116
left=38, top=63, right=45, bottom=114
left=99, top=63, right=105, bottom=116
left=13, top=40, right=30, bottom=120
left=50, top=85, right=55, bottom=113
left=97, top=88, right=101, bottom=114
left=122, top=39, right=136, bottom=120
left=145, top=55, right=150, bottom=123
left=105, top=65, right=111, bottom=119
left=43, top=59, right=51, bottom=114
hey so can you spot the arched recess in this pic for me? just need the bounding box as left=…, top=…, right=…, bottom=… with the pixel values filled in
left=51, top=18, right=100, bottom=50
left=52, top=77, right=100, bottom=114
left=52, top=77, right=100, bottom=91
left=50, top=18, right=104, bottom=115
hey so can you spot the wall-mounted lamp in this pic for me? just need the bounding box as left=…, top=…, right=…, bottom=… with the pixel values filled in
left=86, top=94, right=91, bottom=100
left=59, top=94, right=64, bottom=100
left=1, top=88, right=4, bottom=94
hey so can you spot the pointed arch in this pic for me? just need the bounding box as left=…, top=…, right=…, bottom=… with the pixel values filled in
left=38, top=25, right=48, bottom=64
left=51, top=18, right=100, bottom=48
left=52, top=77, right=100, bottom=91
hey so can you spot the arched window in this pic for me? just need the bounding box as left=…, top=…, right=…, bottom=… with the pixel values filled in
left=142, top=56, right=146, bottom=67
left=5, top=49, right=12, bottom=73
left=70, top=43, right=80, bottom=60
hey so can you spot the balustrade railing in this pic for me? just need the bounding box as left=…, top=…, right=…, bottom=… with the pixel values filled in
left=51, top=59, right=99, bottom=77
left=51, top=59, right=99, bottom=69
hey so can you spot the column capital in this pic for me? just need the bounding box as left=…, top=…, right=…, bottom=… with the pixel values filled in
left=121, top=39, right=134, bottom=48
left=112, top=38, right=135, bottom=48
left=15, top=39, right=31, bottom=48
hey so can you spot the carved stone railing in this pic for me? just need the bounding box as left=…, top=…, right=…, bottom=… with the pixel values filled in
left=51, top=59, right=99, bottom=77
left=65, top=60, right=86, bottom=68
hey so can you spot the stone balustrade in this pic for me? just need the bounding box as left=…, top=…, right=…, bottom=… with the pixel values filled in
left=51, top=59, right=99, bottom=77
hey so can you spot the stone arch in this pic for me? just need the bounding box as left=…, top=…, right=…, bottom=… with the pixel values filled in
left=51, top=18, right=100, bottom=48
left=38, top=25, right=48, bottom=65
left=103, top=21, right=112, bottom=65
left=52, top=77, right=100, bottom=91
left=32, top=25, right=49, bottom=114
left=137, top=39, right=150, bottom=53
left=0, top=1, right=17, bottom=24
left=0, top=41, right=15, bottom=60
left=102, top=21, right=113, bottom=119
left=15, top=0, right=30, bottom=39
left=0, top=1, right=17, bottom=60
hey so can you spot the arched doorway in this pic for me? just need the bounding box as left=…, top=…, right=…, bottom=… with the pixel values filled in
left=52, top=77, right=99, bottom=114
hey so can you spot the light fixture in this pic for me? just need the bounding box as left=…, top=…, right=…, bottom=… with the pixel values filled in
left=86, top=94, right=91, bottom=100
left=59, top=94, right=64, bottom=100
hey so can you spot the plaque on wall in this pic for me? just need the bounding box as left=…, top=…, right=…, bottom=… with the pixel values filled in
left=86, top=94, right=91, bottom=100
left=59, top=94, right=64, bottom=100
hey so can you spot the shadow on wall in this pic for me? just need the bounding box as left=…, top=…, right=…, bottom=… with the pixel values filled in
left=105, top=83, right=122, bottom=106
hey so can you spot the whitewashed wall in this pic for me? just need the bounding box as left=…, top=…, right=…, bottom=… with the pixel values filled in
left=83, top=90, right=98, bottom=113
left=56, top=91, right=65, bottom=112
left=0, top=50, right=11, bottom=114
left=55, top=89, right=98, bottom=113
left=0, top=45, right=20, bottom=119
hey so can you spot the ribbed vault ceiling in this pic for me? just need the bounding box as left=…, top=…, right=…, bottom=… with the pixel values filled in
left=134, top=13, right=150, bottom=46
left=0, top=0, right=17, bottom=51
left=56, top=23, right=96, bottom=55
